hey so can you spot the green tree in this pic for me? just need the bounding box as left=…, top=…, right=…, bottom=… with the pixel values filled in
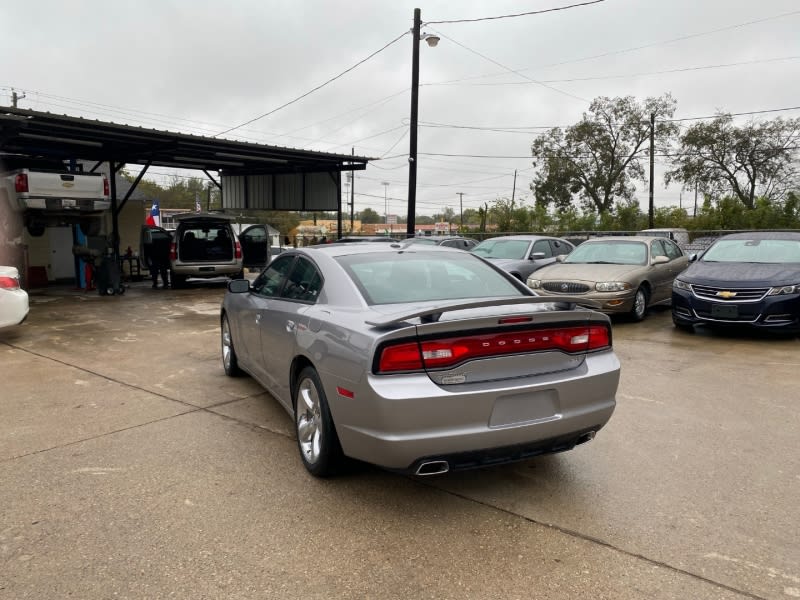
left=461, top=208, right=481, bottom=226
left=614, top=198, right=648, bottom=231
left=531, top=94, right=678, bottom=214
left=490, top=198, right=517, bottom=231
left=666, top=115, right=800, bottom=209
left=359, top=207, right=381, bottom=224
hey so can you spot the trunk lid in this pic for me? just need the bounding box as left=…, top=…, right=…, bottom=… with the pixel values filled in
left=371, top=297, right=610, bottom=385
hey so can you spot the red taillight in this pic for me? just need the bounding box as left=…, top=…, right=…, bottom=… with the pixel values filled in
left=169, top=242, right=177, bottom=261
left=14, top=173, right=28, bottom=193
left=376, top=325, right=611, bottom=374
left=378, top=341, right=424, bottom=373
left=0, top=276, right=20, bottom=290
left=103, top=177, right=109, bottom=197
left=234, top=240, right=242, bottom=259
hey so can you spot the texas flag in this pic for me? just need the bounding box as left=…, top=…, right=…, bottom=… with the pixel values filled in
left=146, top=200, right=161, bottom=227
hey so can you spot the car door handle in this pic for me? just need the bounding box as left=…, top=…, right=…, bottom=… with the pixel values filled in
left=286, top=320, right=296, bottom=332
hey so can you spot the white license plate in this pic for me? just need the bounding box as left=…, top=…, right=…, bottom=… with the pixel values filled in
left=62, top=198, right=77, bottom=208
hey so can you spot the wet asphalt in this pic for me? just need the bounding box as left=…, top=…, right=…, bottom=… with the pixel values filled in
left=1, top=281, right=798, bottom=599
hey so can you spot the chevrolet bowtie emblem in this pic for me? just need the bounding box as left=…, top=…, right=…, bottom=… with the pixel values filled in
left=716, top=290, right=737, bottom=299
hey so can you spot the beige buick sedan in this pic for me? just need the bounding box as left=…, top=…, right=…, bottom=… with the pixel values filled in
left=526, top=236, right=689, bottom=321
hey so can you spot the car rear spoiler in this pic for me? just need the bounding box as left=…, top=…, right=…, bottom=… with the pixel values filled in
left=365, top=295, right=602, bottom=328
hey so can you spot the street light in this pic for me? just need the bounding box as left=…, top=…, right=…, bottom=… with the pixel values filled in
left=407, top=8, right=439, bottom=239
left=382, top=181, right=390, bottom=233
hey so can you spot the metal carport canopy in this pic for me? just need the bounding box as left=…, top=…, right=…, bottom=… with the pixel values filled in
left=0, top=106, right=373, bottom=250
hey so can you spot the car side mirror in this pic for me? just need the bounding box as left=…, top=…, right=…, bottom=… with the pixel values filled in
left=689, top=253, right=698, bottom=262
left=228, top=278, right=251, bottom=293
left=652, top=255, right=669, bottom=265
left=555, top=254, right=567, bottom=262
left=530, top=252, right=546, bottom=260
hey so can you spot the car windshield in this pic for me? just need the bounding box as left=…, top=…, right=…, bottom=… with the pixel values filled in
left=471, top=239, right=531, bottom=259
left=702, top=239, right=800, bottom=264
left=336, top=251, right=523, bottom=305
left=564, top=241, right=648, bottom=266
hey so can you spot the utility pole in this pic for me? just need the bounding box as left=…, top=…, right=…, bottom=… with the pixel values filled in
left=648, top=112, right=655, bottom=229
left=457, top=192, right=464, bottom=230
left=11, top=89, right=25, bottom=108
left=407, top=7, right=422, bottom=239
left=693, top=181, right=698, bottom=218
left=382, top=181, right=390, bottom=234
left=511, top=169, right=517, bottom=204
left=350, top=147, right=355, bottom=233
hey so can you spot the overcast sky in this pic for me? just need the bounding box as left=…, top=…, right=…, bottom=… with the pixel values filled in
left=2, top=0, right=799, bottom=218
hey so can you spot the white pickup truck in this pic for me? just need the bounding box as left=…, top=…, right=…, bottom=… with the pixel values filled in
left=1, top=159, right=110, bottom=236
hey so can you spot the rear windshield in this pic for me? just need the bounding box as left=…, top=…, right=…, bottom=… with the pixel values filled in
left=335, top=251, right=524, bottom=305
left=702, top=239, right=800, bottom=264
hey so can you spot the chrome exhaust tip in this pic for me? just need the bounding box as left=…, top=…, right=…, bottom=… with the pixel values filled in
left=415, top=460, right=450, bottom=476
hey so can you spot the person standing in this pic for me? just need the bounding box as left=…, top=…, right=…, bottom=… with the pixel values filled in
left=149, top=232, right=171, bottom=289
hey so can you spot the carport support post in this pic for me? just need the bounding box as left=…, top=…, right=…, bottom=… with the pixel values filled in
left=336, top=171, right=343, bottom=239
left=109, top=161, right=121, bottom=259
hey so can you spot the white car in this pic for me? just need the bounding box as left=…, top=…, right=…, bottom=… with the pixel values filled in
left=0, top=266, right=29, bottom=329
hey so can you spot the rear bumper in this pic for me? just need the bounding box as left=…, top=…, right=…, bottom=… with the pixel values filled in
left=21, top=197, right=110, bottom=212
left=328, top=351, right=619, bottom=471
left=0, top=289, right=30, bottom=329
left=170, top=262, right=242, bottom=278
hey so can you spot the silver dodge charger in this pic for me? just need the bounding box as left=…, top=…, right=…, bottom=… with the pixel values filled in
left=221, top=243, right=619, bottom=477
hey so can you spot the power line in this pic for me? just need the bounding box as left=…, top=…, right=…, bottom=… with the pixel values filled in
left=666, top=106, right=800, bottom=122
left=413, top=105, right=800, bottom=135
left=426, top=0, right=605, bottom=25
left=542, top=8, right=800, bottom=70
left=1, top=87, right=398, bottom=154
left=427, top=9, right=800, bottom=87
left=432, top=29, right=589, bottom=104
left=214, top=30, right=409, bottom=137
left=429, top=56, right=800, bottom=87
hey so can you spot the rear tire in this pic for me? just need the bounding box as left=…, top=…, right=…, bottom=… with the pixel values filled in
left=294, top=367, right=344, bottom=477
left=221, top=314, right=243, bottom=377
left=629, top=286, right=649, bottom=322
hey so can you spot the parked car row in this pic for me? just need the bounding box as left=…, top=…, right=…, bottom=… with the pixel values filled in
left=330, top=231, right=800, bottom=332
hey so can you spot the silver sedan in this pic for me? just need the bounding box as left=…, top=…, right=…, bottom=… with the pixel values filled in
left=470, top=235, right=574, bottom=281
left=221, top=244, right=619, bottom=477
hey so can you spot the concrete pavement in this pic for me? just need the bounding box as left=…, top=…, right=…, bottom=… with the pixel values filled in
left=1, top=282, right=797, bottom=599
